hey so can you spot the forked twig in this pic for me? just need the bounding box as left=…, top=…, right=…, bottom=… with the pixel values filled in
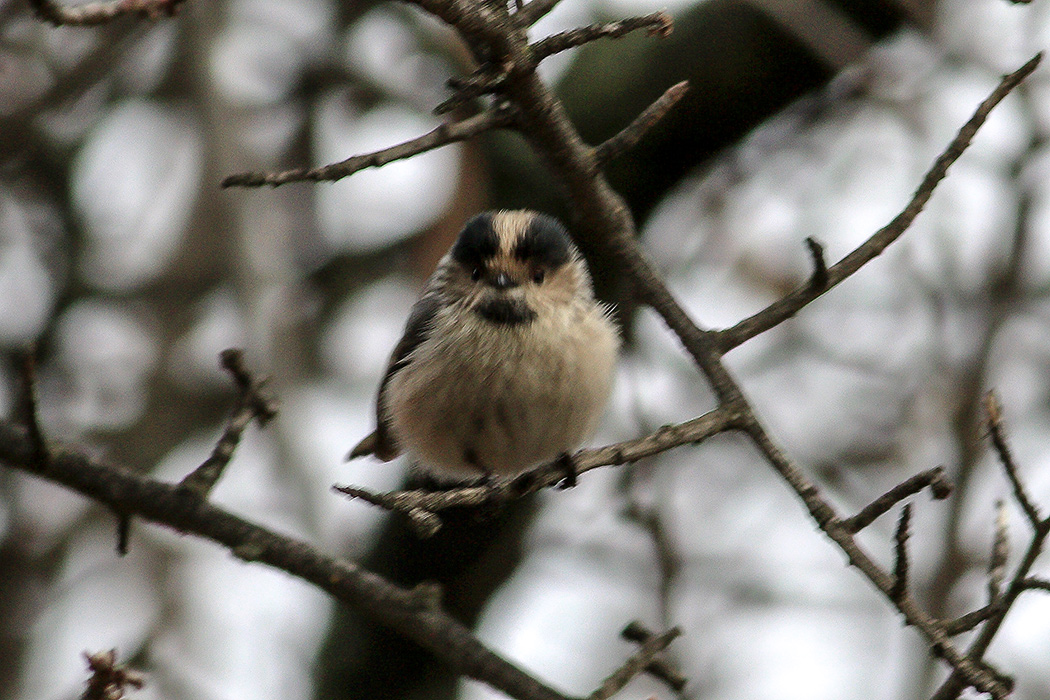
left=178, top=349, right=277, bottom=498
left=587, top=624, right=681, bottom=700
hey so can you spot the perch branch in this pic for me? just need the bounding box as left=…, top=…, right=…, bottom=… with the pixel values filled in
left=336, top=402, right=745, bottom=534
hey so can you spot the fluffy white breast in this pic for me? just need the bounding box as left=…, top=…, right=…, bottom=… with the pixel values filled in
left=386, top=298, right=618, bottom=477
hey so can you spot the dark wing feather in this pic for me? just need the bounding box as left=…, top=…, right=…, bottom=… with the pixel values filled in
left=346, top=291, right=444, bottom=461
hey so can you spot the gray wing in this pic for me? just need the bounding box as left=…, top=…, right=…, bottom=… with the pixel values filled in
left=346, top=291, right=444, bottom=461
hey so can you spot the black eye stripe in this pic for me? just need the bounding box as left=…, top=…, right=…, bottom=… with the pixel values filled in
left=513, top=213, right=572, bottom=269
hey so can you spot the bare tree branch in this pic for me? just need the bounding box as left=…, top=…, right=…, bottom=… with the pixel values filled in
left=530, top=12, right=673, bottom=61
left=179, top=349, right=277, bottom=498
left=1019, top=577, right=1050, bottom=592
left=620, top=621, right=688, bottom=692
left=841, top=466, right=952, bottom=533
left=222, top=105, right=518, bottom=187
left=435, top=70, right=508, bottom=115
left=988, top=500, right=1009, bottom=602
left=30, top=0, right=186, bottom=26
left=892, top=504, right=913, bottom=602
left=716, top=52, right=1044, bottom=354
left=587, top=624, right=681, bottom=700
left=512, top=0, right=561, bottom=27
left=743, top=421, right=1009, bottom=698
left=81, top=650, right=145, bottom=700
left=804, top=236, right=829, bottom=291
left=335, top=402, right=744, bottom=533
left=0, top=419, right=576, bottom=700
left=940, top=604, right=999, bottom=636
left=594, top=81, right=689, bottom=167
left=985, top=391, right=1042, bottom=527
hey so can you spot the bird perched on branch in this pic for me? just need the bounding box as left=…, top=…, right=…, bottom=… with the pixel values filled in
left=348, top=210, right=619, bottom=478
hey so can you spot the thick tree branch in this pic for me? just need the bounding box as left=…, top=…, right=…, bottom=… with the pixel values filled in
left=0, top=420, right=573, bottom=700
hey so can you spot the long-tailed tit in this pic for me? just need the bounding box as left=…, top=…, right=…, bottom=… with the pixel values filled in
left=348, top=210, right=620, bottom=478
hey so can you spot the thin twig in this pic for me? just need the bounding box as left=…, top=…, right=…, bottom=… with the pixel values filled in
left=178, top=349, right=276, bottom=498
left=435, top=70, right=508, bottom=115
left=512, top=0, right=560, bottom=27
left=804, top=236, right=828, bottom=291
left=31, top=0, right=185, bottom=26
left=985, top=392, right=1041, bottom=527
left=587, top=624, right=681, bottom=700
left=1019, top=577, right=1050, bottom=592
left=743, top=422, right=1008, bottom=698
left=621, top=621, right=689, bottom=691
left=594, top=81, right=689, bottom=166
left=222, top=105, right=518, bottom=187
left=988, top=500, right=1009, bottom=602
left=716, top=53, right=1044, bottom=353
left=81, top=650, right=145, bottom=700
left=530, top=12, right=672, bottom=62
left=841, top=466, right=952, bottom=533
left=16, top=349, right=47, bottom=467
left=891, top=504, right=912, bottom=602
left=941, top=603, right=999, bottom=636
left=335, top=485, right=447, bottom=538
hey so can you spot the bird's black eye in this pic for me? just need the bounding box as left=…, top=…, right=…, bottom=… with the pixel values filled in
left=471, top=267, right=482, bottom=282
left=532, top=269, right=545, bottom=284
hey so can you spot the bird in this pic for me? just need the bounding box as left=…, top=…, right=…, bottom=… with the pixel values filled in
left=347, top=209, right=620, bottom=479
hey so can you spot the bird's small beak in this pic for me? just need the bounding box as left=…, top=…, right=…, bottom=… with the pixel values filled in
left=489, top=272, right=518, bottom=290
